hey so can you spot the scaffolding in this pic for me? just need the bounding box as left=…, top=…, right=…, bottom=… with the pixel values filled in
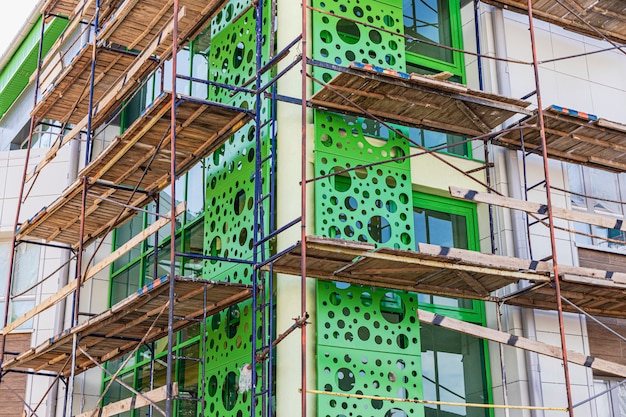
left=3, top=0, right=626, bottom=416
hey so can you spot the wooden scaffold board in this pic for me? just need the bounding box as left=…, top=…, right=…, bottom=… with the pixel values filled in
left=311, top=62, right=531, bottom=138
left=481, top=0, right=626, bottom=45
left=494, top=105, right=626, bottom=172
left=42, top=0, right=119, bottom=21
left=17, top=92, right=250, bottom=248
left=270, top=236, right=626, bottom=318
left=33, top=45, right=153, bottom=125
left=99, top=0, right=231, bottom=53
left=1, top=276, right=253, bottom=377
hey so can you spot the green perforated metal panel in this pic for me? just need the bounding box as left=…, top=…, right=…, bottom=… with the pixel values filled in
left=317, top=282, right=424, bottom=417
left=311, top=0, right=405, bottom=89
left=208, top=3, right=271, bottom=109
left=211, top=0, right=253, bottom=36
left=314, top=111, right=413, bottom=250
left=204, top=299, right=263, bottom=416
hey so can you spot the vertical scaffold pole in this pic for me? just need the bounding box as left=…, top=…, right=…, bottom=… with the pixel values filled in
left=0, top=13, right=47, bottom=376
left=85, top=0, right=100, bottom=165
left=166, top=1, right=180, bottom=416
left=300, top=1, right=308, bottom=417
left=526, top=1, right=574, bottom=415
left=251, top=0, right=265, bottom=415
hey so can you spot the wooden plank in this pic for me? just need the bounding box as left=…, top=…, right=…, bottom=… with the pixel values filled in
left=450, top=186, right=626, bottom=233
left=417, top=242, right=553, bottom=274
left=74, top=383, right=177, bottom=417
left=306, top=241, right=548, bottom=282
left=3, top=204, right=184, bottom=336
left=418, top=309, right=626, bottom=377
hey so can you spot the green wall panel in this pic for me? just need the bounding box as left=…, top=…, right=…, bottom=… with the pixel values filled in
left=208, top=3, right=271, bottom=109
left=314, top=111, right=413, bottom=250
left=317, top=282, right=423, bottom=417
left=204, top=299, right=263, bottom=417
left=311, top=0, right=405, bottom=89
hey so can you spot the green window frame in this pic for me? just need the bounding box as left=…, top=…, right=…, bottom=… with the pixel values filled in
left=412, top=192, right=493, bottom=417
left=403, top=0, right=465, bottom=81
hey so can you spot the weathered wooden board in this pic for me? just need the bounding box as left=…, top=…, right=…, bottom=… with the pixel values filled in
left=311, top=62, right=531, bottom=138
left=2, top=277, right=253, bottom=377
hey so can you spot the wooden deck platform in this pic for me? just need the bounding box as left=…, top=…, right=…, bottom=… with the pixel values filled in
left=482, top=0, right=626, bottom=45
left=311, top=62, right=531, bottom=138
left=33, top=44, right=153, bottom=125
left=271, top=236, right=626, bottom=318
left=1, top=276, right=253, bottom=377
left=42, top=0, right=119, bottom=20
left=17, top=93, right=250, bottom=248
left=494, top=105, right=626, bottom=172
left=98, top=0, right=230, bottom=53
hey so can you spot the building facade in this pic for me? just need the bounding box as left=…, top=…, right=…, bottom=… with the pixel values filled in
left=1, top=0, right=626, bottom=417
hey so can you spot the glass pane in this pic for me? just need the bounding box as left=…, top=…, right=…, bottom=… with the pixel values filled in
left=192, top=50, right=209, bottom=98
left=110, top=261, right=142, bottom=305
left=421, top=324, right=488, bottom=417
left=567, top=164, right=586, bottom=209
left=409, top=129, right=468, bottom=157
left=404, top=0, right=453, bottom=63
left=0, top=242, right=10, bottom=293
left=593, top=380, right=612, bottom=417
left=136, top=360, right=167, bottom=417
left=186, top=163, right=205, bottom=222
left=113, top=215, right=144, bottom=272
left=413, top=207, right=468, bottom=249
left=13, top=243, right=40, bottom=296
left=178, top=343, right=200, bottom=417
left=589, top=168, right=621, bottom=215
left=102, top=372, right=134, bottom=417
left=183, top=221, right=205, bottom=278
left=10, top=300, right=35, bottom=329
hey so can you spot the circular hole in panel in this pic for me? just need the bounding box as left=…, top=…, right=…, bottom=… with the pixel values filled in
left=336, top=19, right=361, bottom=45
left=369, top=30, right=382, bottom=44
left=208, top=374, right=218, bottom=396
left=397, top=334, right=409, bottom=349
left=386, top=200, right=397, bottom=213
left=353, top=6, right=364, bottom=17
left=400, top=233, right=411, bottom=245
left=234, top=189, right=246, bottom=215
left=321, top=133, right=333, bottom=147
left=329, top=225, right=341, bottom=238
left=396, top=359, right=406, bottom=370
left=399, top=193, right=409, bottom=204
left=320, top=29, right=333, bottom=43
left=386, top=176, right=397, bottom=188
left=385, top=54, right=396, bottom=66
left=221, top=371, right=238, bottom=410
left=239, top=228, right=247, bottom=246
left=336, top=368, right=355, bottom=391
left=330, top=292, right=342, bottom=306
left=371, top=398, right=384, bottom=410
left=209, top=237, right=222, bottom=264
left=367, top=215, right=391, bottom=243
left=344, top=226, right=355, bottom=237
left=358, top=326, right=370, bottom=341
left=380, top=292, right=405, bottom=323
left=345, top=50, right=356, bottom=61
left=382, top=15, right=395, bottom=27
left=346, top=196, right=358, bottom=211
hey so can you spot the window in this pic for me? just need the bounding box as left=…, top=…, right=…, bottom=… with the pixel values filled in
left=403, top=0, right=465, bottom=79
left=0, top=242, right=38, bottom=329
left=567, top=164, right=626, bottom=251
left=413, top=192, right=480, bottom=313
left=593, top=379, right=626, bottom=417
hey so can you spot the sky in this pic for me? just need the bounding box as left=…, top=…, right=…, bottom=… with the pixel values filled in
left=0, top=0, right=41, bottom=58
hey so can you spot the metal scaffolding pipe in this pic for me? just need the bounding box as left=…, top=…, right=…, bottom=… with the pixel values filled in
left=526, top=0, right=574, bottom=415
